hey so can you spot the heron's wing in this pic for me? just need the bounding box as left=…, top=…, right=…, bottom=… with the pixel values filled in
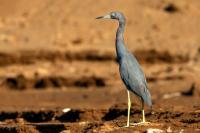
left=120, top=59, right=139, bottom=94
left=127, top=52, right=147, bottom=87
left=119, top=51, right=152, bottom=106
left=120, top=55, right=142, bottom=93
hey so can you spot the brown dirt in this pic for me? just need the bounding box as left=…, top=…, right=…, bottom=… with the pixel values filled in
left=0, top=0, right=200, bottom=132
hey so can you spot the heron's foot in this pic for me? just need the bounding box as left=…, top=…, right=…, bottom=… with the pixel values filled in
left=121, top=122, right=150, bottom=128
left=122, top=125, right=130, bottom=128
left=130, top=121, right=150, bottom=126
left=122, top=124, right=134, bottom=128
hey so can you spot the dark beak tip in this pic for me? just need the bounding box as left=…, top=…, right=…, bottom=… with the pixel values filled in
left=96, top=16, right=103, bottom=19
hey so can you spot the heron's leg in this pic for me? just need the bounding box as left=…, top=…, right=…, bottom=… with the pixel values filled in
left=139, top=98, right=150, bottom=124
left=126, top=90, right=131, bottom=127
left=141, top=99, right=146, bottom=123
left=130, top=99, right=150, bottom=126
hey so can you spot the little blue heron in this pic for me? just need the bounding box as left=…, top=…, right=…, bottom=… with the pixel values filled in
left=96, top=12, right=152, bottom=127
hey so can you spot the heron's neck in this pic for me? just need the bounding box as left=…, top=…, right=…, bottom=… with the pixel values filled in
left=116, top=22, right=126, bottom=60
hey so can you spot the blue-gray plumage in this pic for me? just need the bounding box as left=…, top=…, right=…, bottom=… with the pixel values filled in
left=96, top=12, right=152, bottom=127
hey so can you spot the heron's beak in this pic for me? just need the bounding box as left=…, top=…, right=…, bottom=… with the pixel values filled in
left=96, top=14, right=111, bottom=19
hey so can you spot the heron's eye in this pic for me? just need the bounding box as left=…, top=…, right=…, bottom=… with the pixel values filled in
left=111, top=13, right=115, bottom=18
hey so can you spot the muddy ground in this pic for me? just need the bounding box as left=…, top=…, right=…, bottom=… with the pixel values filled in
left=0, top=0, right=200, bottom=132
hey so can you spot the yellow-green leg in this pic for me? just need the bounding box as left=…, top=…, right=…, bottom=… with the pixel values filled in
left=126, top=90, right=131, bottom=127
left=123, top=93, right=150, bottom=128
left=142, top=100, right=146, bottom=123
left=123, top=90, right=131, bottom=127
left=130, top=98, right=150, bottom=126
left=138, top=99, right=150, bottom=124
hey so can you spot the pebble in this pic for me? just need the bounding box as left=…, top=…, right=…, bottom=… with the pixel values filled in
left=146, top=128, right=164, bottom=133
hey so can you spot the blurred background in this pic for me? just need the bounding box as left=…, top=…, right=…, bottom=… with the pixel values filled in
left=0, top=0, right=199, bottom=132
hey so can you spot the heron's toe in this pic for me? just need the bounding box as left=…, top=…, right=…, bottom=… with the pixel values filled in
left=122, top=125, right=129, bottom=128
left=121, top=124, right=135, bottom=128
left=130, top=121, right=151, bottom=126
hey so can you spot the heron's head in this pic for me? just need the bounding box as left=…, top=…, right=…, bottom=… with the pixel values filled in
left=96, top=12, right=125, bottom=23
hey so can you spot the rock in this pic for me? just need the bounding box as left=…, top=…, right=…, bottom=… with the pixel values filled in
left=145, top=128, right=163, bottom=133
left=167, top=126, right=172, bottom=133
left=60, top=130, right=70, bottom=133
left=62, top=108, right=71, bottom=113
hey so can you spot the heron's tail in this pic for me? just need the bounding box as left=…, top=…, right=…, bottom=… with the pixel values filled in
left=143, top=88, right=152, bottom=107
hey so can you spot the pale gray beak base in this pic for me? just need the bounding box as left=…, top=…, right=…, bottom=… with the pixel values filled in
left=96, top=14, right=111, bottom=19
